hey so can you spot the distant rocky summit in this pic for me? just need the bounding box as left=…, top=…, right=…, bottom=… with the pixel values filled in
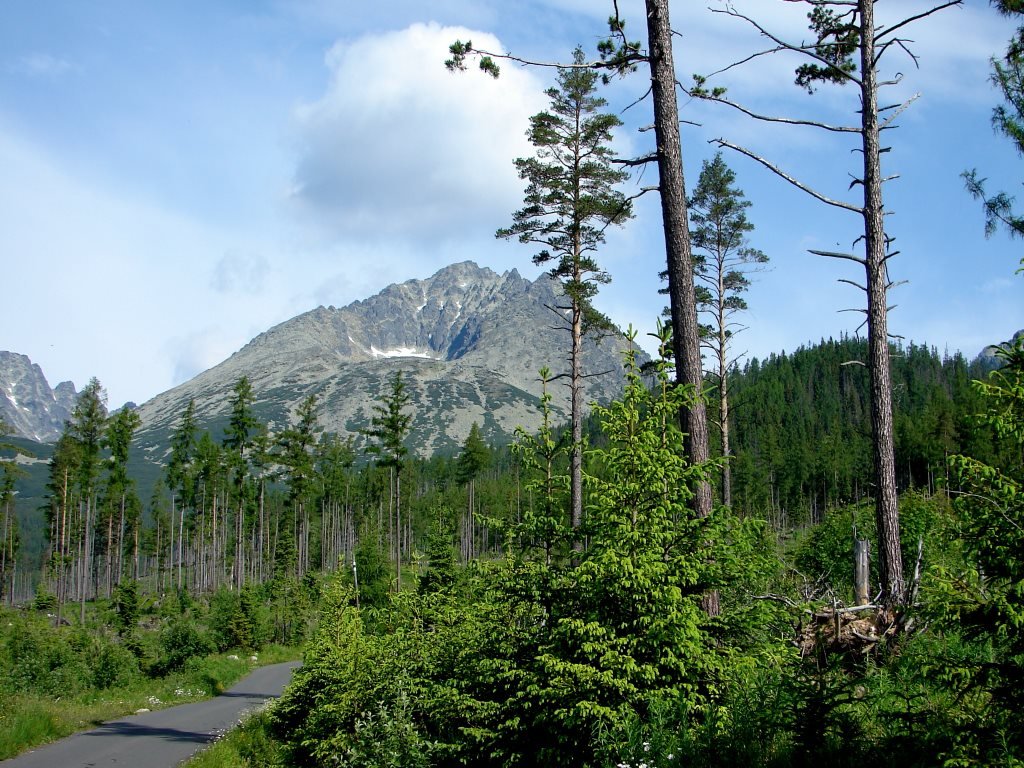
left=975, top=329, right=1024, bottom=372
left=133, top=261, right=639, bottom=456
left=0, top=351, right=77, bottom=442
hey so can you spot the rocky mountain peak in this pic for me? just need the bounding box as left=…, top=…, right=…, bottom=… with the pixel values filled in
left=133, top=260, right=636, bottom=457
left=0, top=351, right=78, bottom=442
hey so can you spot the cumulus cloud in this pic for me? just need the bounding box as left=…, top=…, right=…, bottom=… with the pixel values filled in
left=289, top=22, right=548, bottom=244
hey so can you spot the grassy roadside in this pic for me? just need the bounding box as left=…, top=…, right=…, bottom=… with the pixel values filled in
left=182, top=709, right=283, bottom=768
left=0, top=645, right=300, bottom=761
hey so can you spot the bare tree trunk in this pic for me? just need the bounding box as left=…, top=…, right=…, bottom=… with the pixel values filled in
left=177, top=495, right=184, bottom=590
left=106, top=511, right=113, bottom=598
left=719, top=313, right=732, bottom=507
left=396, top=470, right=402, bottom=591
left=859, top=0, right=904, bottom=606
left=646, top=0, right=716, bottom=615
left=854, top=537, right=871, bottom=606
left=117, top=493, right=126, bottom=587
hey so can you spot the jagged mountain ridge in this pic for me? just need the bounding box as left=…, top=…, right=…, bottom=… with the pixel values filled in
left=133, top=261, right=637, bottom=457
left=0, top=351, right=77, bottom=442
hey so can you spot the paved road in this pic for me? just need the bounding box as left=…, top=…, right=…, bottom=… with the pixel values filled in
left=1, top=661, right=300, bottom=768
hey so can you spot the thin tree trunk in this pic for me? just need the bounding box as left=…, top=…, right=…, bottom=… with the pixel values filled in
left=570, top=280, right=584, bottom=539
left=396, top=470, right=402, bottom=591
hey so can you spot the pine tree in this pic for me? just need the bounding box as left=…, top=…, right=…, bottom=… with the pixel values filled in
left=223, top=377, right=259, bottom=589
left=455, top=422, right=490, bottom=561
left=498, top=46, right=631, bottom=539
left=102, top=408, right=141, bottom=589
left=688, top=153, right=768, bottom=507
left=167, top=399, right=197, bottom=590
left=278, top=394, right=321, bottom=579
left=68, top=378, right=107, bottom=621
left=362, top=371, right=412, bottom=591
left=0, top=422, right=26, bottom=604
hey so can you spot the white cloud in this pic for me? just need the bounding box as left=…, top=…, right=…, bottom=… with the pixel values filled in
left=0, top=128, right=258, bottom=407
left=165, top=327, right=242, bottom=388
left=212, top=249, right=270, bottom=294
left=289, top=22, right=548, bottom=245
left=16, top=52, right=73, bottom=77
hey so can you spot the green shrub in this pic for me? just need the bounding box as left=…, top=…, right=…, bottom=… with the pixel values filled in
left=156, top=618, right=215, bottom=674
left=92, top=641, right=140, bottom=690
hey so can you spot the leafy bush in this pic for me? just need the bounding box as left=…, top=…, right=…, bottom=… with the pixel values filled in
left=92, top=641, right=140, bottom=690
left=156, top=618, right=215, bottom=674
left=209, top=587, right=271, bottom=652
left=0, top=615, right=91, bottom=696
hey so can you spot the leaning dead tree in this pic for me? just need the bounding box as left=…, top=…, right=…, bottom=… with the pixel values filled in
left=692, top=0, right=962, bottom=606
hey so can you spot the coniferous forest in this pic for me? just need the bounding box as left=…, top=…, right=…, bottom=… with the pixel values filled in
left=2, top=2, right=1024, bottom=767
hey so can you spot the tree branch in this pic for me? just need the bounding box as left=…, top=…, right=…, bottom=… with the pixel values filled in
left=810, top=248, right=867, bottom=266
left=711, top=5, right=863, bottom=88
left=690, top=91, right=859, bottom=133
left=875, top=1, right=963, bottom=45
left=714, top=139, right=863, bottom=213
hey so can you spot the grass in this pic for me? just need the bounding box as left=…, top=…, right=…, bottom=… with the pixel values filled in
left=0, top=645, right=301, bottom=761
left=182, top=710, right=282, bottom=768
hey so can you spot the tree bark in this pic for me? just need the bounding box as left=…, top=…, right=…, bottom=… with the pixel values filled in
left=570, top=277, right=584, bottom=538
left=859, top=0, right=904, bottom=605
left=645, top=0, right=717, bottom=613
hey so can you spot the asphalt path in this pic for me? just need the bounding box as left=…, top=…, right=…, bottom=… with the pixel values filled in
left=1, top=660, right=301, bottom=768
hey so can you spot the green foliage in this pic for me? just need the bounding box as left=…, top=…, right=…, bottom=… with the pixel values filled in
left=92, top=641, right=140, bottom=690
left=793, top=493, right=955, bottom=603
left=455, top=422, right=489, bottom=486
left=0, top=615, right=92, bottom=696
left=363, top=371, right=412, bottom=471
left=964, top=2, right=1024, bottom=249
left=277, top=394, right=321, bottom=507
left=793, top=5, right=860, bottom=93
left=113, top=579, right=140, bottom=638
left=274, top=337, right=759, bottom=767
left=496, top=46, right=631, bottom=308
left=420, top=508, right=459, bottom=595
left=445, top=39, right=499, bottom=78
left=352, top=534, right=391, bottom=608
left=209, top=587, right=270, bottom=652
left=688, top=152, right=768, bottom=334
left=332, top=693, right=434, bottom=768
left=928, top=339, right=1024, bottom=762
left=157, top=618, right=215, bottom=674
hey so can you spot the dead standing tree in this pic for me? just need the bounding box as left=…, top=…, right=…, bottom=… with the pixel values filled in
left=692, top=0, right=961, bottom=606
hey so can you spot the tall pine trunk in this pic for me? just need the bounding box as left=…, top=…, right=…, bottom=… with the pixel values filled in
left=645, top=0, right=717, bottom=614
left=859, top=0, right=903, bottom=605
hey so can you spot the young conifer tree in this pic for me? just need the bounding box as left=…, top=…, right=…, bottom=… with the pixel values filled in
left=688, top=153, right=767, bottom=507
left=498, top=46, right=631, bottom=540
left=362, top=371, right=412, bottom=591
left=224, top=377, right=259, bottom=589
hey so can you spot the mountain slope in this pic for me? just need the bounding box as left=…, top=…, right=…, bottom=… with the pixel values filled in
left=133, top=261, right=637, bottom=457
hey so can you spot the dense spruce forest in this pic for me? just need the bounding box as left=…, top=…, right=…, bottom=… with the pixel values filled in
left=2, top=0, right=1024, bottom=766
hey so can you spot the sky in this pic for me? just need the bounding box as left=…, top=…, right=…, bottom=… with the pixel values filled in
left=1, top=0, right=1021, bottom=409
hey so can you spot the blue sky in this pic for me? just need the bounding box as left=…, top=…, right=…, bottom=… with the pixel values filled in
left=1, top=0, right=1021, bottom=409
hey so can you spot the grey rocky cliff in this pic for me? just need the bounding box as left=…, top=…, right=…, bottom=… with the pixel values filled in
left=0, top=351, right=77, bottom=442
left=134, top=261, right=638, bottom=456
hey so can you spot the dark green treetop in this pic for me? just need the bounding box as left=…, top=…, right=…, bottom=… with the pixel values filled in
left=363, top=371, right=412, bottom=470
